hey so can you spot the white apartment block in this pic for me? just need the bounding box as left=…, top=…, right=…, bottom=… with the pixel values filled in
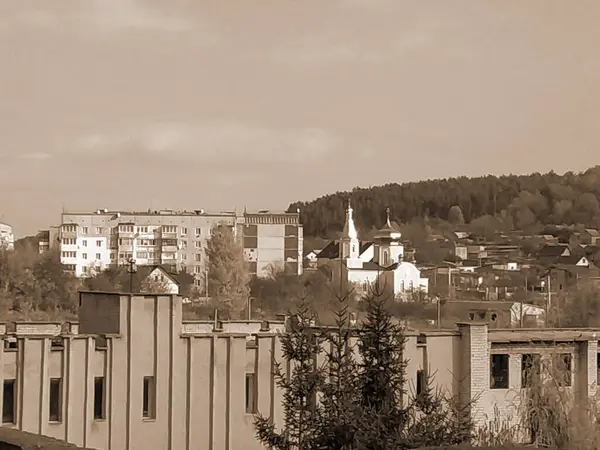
left=54, top=208, right=303, bottom=283
left=0, top=222, right=14, bottom=251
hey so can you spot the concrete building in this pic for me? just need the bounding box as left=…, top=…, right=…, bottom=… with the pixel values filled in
left=51, top=209, right=303, bottom=282
left=1, top=291, right=598, bottom=449
left=0, top=222, right=14, bottom=251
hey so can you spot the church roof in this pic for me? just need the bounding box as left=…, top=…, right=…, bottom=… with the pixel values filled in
left=374, top=208, right=402, bottom=241
left=317, top=240, right=373, bottom=260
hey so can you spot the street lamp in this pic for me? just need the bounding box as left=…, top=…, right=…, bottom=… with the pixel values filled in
left=127, top=258, right=137, bottom=293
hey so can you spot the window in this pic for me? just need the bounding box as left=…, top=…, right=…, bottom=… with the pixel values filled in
left=94, top=377, right=105, bottom=420
left=82, top=240, right=88, bottom=247
left=416, top=370, right=425, bottom=396
left=96, top=253, right=101, bottom=260
left=195, top=241, right=202, bottom=249
left=245, top=373, right=257, bottom=414
left=521, top=354, right=541, bottom=388
left=181, top=254, right=187, bottom=260
left=194, top=266, right=202, bottom=274
left=4, top=339, right=17, bottom=351
left=95, top=227, right=103, bottom=234
left=62, top=224, right=77, bottom=233
left=195, top=228, right=202, bottom=236
left=162, top=226, right=177, bottom=233
left=62, top=238, right=76, bottom=245
left=119, top=225, right=134, bottom=233
left=142, top=376, right=156, bottom=419
left=82, top=266, right=88, bottom=274
left=3, top=380, right=15, bottom=424
left=194, top=254, right=202, bottom=262
left=181, top=227, right=187, bottom=235
left=110, top=253, right=116, bottom=261
left=119, top=238, right=133, bottom=246
left=82, top=227, right=88, bottom=234
left=82, top=253, right=88, bottom=260
left=137, top=226, right=148, bottom=233
left=96, top=240, right=102, bottom=247
left=490, top=354, right=509, bottom=389
left=136, top=251, right=149, bottom=259
left=553, top=353, right=572, bottom=387
left=383, top=250, right=389, bottom=266
left=49, top=378, right=62, bottom=422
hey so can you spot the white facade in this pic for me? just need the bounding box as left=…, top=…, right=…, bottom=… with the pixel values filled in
left=145, top=267, right=180, bottom=294
left=60, top=236, right=111, bottom=277
left=0, top=222, right=14, bottom=250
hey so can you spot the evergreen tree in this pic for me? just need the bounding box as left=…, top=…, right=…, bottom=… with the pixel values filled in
left=254, top=301, right=323, bottom=450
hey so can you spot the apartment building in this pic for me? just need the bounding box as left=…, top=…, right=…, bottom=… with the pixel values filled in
left=0, top=222, right=14, bottom=251
left=1, top=291, right=598, bottom=450
left=240, top=211, right=303, bottom=276
left=54, top=208, right=303, bottom=280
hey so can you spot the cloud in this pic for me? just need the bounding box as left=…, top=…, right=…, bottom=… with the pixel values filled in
left=1, top=0, right=196, bottom=34
left=72, top=121, right=341, bottom=162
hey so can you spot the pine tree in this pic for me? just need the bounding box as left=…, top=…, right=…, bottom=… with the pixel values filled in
left=254, top=301, right=323, bottom=450
left=354, top=282, right=409, bottom=450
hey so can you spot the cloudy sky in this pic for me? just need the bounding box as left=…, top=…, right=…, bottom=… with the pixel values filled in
left=1, top=0, right=599, bottom=236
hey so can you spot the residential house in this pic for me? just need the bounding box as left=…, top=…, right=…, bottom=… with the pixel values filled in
left=582, top=229, right=600, bottom=245
left=536, top=243, right=571, bottom=265
left=303, top=249, right=322, bottom=270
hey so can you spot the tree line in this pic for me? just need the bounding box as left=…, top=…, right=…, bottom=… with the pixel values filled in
left=289, top=166, right=600, bottom=238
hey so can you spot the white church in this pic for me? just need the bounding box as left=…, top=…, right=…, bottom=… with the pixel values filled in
left=316, top=203, right=429, bottom=300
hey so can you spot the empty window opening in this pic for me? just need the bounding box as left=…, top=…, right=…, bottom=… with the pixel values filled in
left=245, top=373, right=257, bottom=414
left=142, top=376, right=156, bottom=419
left=49, top=378, right=62, bottom=422
left=521, top=354, right=541, bottom=388
left=490, top=354, right=509, bottom=389
left=4, top=339, right=17, bottom=351
left=94, top=377, right=106, bottom=420
left=553, top=353, right=572, bottom=387
left=3, top=380, right=15, bottom=424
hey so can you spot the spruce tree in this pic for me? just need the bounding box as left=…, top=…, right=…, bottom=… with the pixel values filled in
left=254, top=301, right=323, bottom=450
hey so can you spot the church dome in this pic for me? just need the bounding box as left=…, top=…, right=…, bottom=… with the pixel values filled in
left=374, top=208, right=402, bottom=241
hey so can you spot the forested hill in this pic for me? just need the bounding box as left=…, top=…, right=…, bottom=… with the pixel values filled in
left=288, top=166, right=600, bottom=238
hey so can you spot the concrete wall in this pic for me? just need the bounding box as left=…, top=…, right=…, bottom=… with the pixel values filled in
left=3, top=293, right=600, bottom=449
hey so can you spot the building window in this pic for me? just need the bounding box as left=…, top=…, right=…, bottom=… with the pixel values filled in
left=95, top=227, right=103, bottom=234
left=2, top=380, right=15, bottom=424
left=119, top=238, right=133, bottom=246
left=110, top=253, right=116, bottom=261
left=49, top=378, right=62, bottom=422
left=95, top=253, right=101, bottom=260
left=96, top=240, right=102, bottom=247
left=521, top=354, right=541, bottom=388
left=82, top=227, right=88, bottom=234
left=181, top=227, right=187, bottom=235
left=82, top=266, right=88, bottom=274
left=62, top=224, right=77, bottom=233
left=195, top=241, right=202, bottom=249
left=416, top=369, right=426, bottom=396
left=137, top=251, right=149, bottom=259
left=94, top=377, right=106, bottom=420
left=119, top=225, right=134, bottom=233
left=195, top=228, right=202, bottom=236
left=82, top=253, right=88, bottom=260
left=194, top=254, right=202, bottom=262
left=142, top=376, right=156, bottom=419
left=62, top=238, right=76, bottom=245
left=245, top=373, right=257, bottom=414
left=162, top=226, right=177, bottom=234
left=82, top=240, right=88, bottom=247
left=553, top=353, right=572, bottom=387
left=490, top=354, right=509, bottom=389
left=383, top=250, right=389, bottom=266
left=194, top=266, right=202, bottom=274
left=137, top=226, right=148, bottom=233
left=4, top=339, right=17, bottom=351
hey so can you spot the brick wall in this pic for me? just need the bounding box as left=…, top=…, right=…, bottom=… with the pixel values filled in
left=0, top=427, right=93, bottom=450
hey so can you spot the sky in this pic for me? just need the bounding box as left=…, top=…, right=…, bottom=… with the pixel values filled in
left=1, top=0, right=599, bottom=237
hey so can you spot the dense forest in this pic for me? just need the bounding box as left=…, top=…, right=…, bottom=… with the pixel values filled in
left=289, top=166, right=600, bottom=238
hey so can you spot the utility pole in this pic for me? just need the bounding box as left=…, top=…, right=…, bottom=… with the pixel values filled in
left=546, top=274, right=551, bottom=327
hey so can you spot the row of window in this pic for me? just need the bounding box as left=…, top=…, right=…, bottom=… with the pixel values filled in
left=62, top=239, right=104, bottom=247
left=490, top=353, right=573, bottom=389
left=63, top=224, right=218, bottom=237
left=61, top=252, right=104, bottom=261
left=1, top=374, right=254, bottom=424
